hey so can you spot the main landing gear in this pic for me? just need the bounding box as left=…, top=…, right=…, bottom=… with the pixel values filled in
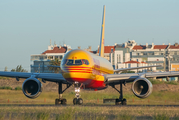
left=55, top=82, right=71, bottom=105
left=73, top=82, right=83, bottom=105
left=113, top=82, right=127, bottom=105
left=104, top=82, right=126, bottom=105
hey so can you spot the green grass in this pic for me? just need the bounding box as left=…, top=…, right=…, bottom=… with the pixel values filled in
left=36, top=112, right=50, bottom=120
left=0, top=106, right=179, bottom=120
left=0, top=86, right=22, bottom=90
left=0, top=77, right=10, bottom=80
left=15, top=86, right=22, bottom=90
left=149, top=79, right=164, bottom=84
left=166, top=81, right=178, bottom=85
left=0, top=86, right=12, bottom=90
left=149, top=79, right=178, bottom=85
left=153, top=113, right=170, bottom=120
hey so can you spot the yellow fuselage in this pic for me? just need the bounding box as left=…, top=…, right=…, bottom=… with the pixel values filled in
left=61, top=49, right=114, bottom=90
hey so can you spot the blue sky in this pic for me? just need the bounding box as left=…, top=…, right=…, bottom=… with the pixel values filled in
left=0, top=0, right=178, bottom=71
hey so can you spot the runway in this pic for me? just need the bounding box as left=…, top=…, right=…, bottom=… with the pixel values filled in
left=1, top=104, right=179, bottom=107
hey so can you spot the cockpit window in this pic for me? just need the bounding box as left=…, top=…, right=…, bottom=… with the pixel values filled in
left=66, top=60, right=74, bottom=65
left=75, top=60, right=82, bottom=65
left=82, top=59, right=89, bottom=65
left=64, top=59, right=89, bottom=66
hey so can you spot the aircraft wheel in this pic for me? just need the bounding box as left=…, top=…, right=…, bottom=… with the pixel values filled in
left=115, top=99, right=120, bottom=105
left=61, top=99, right=67, bottom=105
left=122, top=99, right=127, bottom=105
left=55, top=99, right=60, bottom=105
left=73, top=98, right=77, bottom=105
left=77, top=98, right=83, bottom=105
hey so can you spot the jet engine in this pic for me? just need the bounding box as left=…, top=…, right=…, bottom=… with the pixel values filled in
left=22, top=77, right=42, bottom=99
left=131, top=77, right=152, bottom=98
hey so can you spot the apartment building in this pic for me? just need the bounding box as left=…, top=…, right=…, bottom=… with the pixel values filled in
left=30, top=39, right=179, bottom=73
left=109, top=40, right=179, bottom=72
left=30, top=43, right=71, bottom=73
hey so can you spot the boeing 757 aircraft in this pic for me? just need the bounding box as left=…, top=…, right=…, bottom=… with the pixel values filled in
left=1, top=5, right=179, bottom=105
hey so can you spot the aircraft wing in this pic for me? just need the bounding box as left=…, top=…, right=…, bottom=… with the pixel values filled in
left=0, top=71, right=67, bottom=83
left=104, top=71, right=179, bottom=85
left=114, top=65, right=161, bottom=73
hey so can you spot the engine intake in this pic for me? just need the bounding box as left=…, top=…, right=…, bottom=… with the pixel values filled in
left=132, top=77, right=152, bottom=98
left=22, top=78, right=42, bottom=99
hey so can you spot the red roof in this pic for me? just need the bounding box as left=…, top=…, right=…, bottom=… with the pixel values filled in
left=42, top=46, right=67, bottom=54
left=97, top=46, right=115, bottom=53
left=169, top=45, right=179, bottom=49
left=153, top=45, right=168, bottom=49
left=124, top=60, right=140, bottom=64
left=133, top=45, right=146, bottom=50
left=141, top=61, right=147, bottom=64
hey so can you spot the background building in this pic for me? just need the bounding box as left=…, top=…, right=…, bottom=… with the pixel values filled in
left=100, top=40, right=179, bottom=72
left=30, top=40, right=179, bottom=73
left=31, top=43, right=71, bottom=73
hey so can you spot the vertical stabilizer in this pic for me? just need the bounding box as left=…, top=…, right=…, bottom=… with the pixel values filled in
left=99, top=5, right=106, bottom=57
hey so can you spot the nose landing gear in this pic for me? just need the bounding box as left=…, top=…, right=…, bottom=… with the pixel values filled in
left=73, top=98, right=83, bottom=105
left=73, top=82, right=83, bottom=105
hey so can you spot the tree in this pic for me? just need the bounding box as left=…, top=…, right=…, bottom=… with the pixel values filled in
left=11, top=65, right=28, bottom=72
left=49, top=58, right=61, bottom=73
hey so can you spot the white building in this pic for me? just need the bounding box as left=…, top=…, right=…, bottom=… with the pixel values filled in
left=31, top=43, right=71, bottom=73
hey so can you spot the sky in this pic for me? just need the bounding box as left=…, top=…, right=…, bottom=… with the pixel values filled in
left=0, top=0, right=178, bottom=72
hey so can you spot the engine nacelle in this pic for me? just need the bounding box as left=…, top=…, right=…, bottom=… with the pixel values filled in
left=132, top=77, right=152, bottom=98
left=22, top=78, right=42, bottom=99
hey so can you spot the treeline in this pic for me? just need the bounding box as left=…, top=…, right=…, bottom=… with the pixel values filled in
left=4, top=65, right=28, bottom=72
left=0, top=86, right=22, bottom=90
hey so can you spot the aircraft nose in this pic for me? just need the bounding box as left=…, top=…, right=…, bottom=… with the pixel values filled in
left=62, top=67, right=93, bottom=84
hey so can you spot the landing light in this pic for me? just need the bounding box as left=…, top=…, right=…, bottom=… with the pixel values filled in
left=75, top=88, right=80, bottom=92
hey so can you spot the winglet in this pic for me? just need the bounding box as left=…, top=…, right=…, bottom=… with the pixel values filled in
left=99, top=5, right=106, bottom=57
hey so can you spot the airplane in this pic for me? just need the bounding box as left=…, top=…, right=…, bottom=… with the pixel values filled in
left=1, top=5, right=179, bottom=105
